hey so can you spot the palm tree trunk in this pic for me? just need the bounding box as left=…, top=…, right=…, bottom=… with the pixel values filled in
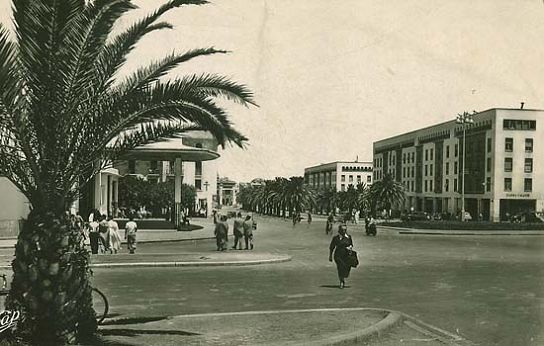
left=6, top=209, right=96, bottom=344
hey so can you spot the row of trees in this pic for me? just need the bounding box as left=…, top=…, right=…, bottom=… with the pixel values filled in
left=238, top=174, right=405, bottom=218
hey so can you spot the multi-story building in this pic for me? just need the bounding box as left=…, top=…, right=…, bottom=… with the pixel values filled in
left=373, top=108, right=544, bottom=222
left=304, top=161, right=373, bottom=192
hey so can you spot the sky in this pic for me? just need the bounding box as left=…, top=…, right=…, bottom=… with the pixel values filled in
left=1, top=0, right=544, bottom=182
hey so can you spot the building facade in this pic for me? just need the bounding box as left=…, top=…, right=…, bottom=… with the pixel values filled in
left=373, top=108, right=544, bottom=222
left=304, top=161, right=373, bottom=192
left=113, top=132, right=219, bottom=217
left=217, top=177, right=238, bottom=207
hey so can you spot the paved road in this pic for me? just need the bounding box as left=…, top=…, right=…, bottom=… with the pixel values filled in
left=1, top=216, right=543, bottom=345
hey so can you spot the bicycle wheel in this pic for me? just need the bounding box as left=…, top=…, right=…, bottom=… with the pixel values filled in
left=91, top=287, right=109, bottom=325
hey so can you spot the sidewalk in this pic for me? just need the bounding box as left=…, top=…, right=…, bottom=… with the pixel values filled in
left=97, top=308, right=471, bottom=346
left=0, top=219, right=217, bottom=249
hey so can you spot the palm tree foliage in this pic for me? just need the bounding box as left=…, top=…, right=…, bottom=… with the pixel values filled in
left=370, top=173, right=405, bottom=214
left=0, top=0, right=254, bottom=343
left=238, top=177, right=315, bottom=219
left=338, top=183, right=370, bottom=216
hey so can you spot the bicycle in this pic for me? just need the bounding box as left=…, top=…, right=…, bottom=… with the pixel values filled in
left=1, top=273, right=108, bottom=325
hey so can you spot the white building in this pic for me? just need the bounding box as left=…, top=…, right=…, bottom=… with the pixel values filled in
left=304, top=161, right=373, bottom=192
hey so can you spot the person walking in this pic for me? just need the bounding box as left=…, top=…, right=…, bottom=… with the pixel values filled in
left=214, top=215, right=228, bottom=251
left=326, top=213, right=334, bottom=234
left=354, top=210, right=360, bottom=225
left=108, top=216, right=122, bottom=254
left=125, top=215, right=138, bottom=254
left=329, top=224, right=354, bottom=289
left=98, top=214, right=110, bottom=254
left=242, top=215, right=254, bottom=250
left=307, top=212, right=312, bottom=227
left=88, top=218, right=100, bottom=254
left=232, top=212, right=244, bottom=250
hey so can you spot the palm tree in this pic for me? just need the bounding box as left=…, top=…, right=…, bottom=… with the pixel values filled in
left=338, top=184, right=359, bottom=217
left=370, top=173, right=405, bottom=217
left=0, top=1, right=254, bottom=343
left=355, top=182, right=371, bottom=215
left=316, top=187, right=338, bottom=215
left=282, top=176, right=316, bottom=222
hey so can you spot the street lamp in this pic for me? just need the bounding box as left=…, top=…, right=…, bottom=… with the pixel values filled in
left=456, top=111, right=474, bottom=221
left=203, top=181, right=209, bottom=191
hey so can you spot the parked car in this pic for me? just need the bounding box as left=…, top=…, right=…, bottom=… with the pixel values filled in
left=401, top=211, right=430, bottom=221
left=457, top=211, right=472, bottom=221
left=510, top=212, right=543, bottom=223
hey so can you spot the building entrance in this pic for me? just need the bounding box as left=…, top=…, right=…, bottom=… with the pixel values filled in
left=499, top=199, right=536, bottom=221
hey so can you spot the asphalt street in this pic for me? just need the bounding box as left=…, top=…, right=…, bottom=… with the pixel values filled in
left=1, top=216, right=543, bottom=345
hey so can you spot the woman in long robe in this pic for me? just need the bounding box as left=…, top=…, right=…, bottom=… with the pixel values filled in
left=329, top=224, right=353, bottom=288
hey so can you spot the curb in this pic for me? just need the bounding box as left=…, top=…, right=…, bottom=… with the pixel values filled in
left=0, top=255, right=292, bottom=270
left=379, top=225, right=544, bottom=236
left=88, top=255, right=291, bottom=268
left=314, top=310, right=402, bottom=345
left=0, top=237, right=216, bottom=249
left=398, top=231, right=544, bottom=236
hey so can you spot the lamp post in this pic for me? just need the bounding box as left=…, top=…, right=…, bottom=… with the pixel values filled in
left=456, top=111, right=474, bottom=221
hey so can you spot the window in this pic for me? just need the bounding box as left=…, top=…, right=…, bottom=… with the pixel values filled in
left=425, top=149, right=428, bottom=161
left=411, top=181, right=414, bottom=192
left=341, top=184, right=345, bottom=191
left=504, top=158, right=513, bottom=172
left=411, top=166, right=415, bottom=177
left=367, top=176, right=371, bottom=183
left=524, top=178, right=532, bottom=192
left=195, top=161, right=202, bottom=176
left=454, top=162, right=458, bottom=174
left=446, top=145, right=450, bottom=158
left=504, top=178, right=512, bottom=192
left=424, top=180, right=428, bottom=192
left=524, top=158, right=533, bottom=173
left=486, top=158, right=491, bottom=172
left=128, top=160, right=135, bottom=174
left=429, top=164, right=433, bottom=176
left=150, top=160, right=158, bottom=173
left=454, top=144, right=458, bottom=157
left=503, top=119, right=536, bottom=131
left=429, top=180, right=433, bottom=192
left=349, top=175, right=353, bottom=183
left=403, top=153, right=406, bottom=164
left=424, top=165, right=428, bottom=176
left=430, top=148, right=434, bottom=161
left=357, top=175, right=361, bottom=183
left=454, top=179, right=458, bottom=192
left=525, top=138, right=533, bottom=153
left=446, top=162, right=450, bottom=175
left=445, top=179, right=449, bottom=192
left=486, top=177, right=491, bottom=192
left=402, top=167, right=406, bottom=178
left=411, top=152, right=415, bottom=162
left=195, top=179, right=202, bottom=190
left=341, top=175, right=345, bottom=182
left=505, top=138, right=513, bottom=152
left=487, top=138, right=492, bottom=153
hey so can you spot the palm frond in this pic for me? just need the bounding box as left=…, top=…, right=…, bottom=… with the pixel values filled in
left=95, top=0, right=209, bottom=90
left=117, top=48, right=228, bottom=94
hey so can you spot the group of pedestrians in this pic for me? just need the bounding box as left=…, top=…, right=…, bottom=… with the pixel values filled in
left=214, top=212, right=255, bottom=251
left=82, top=210, right=138, bottom=254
